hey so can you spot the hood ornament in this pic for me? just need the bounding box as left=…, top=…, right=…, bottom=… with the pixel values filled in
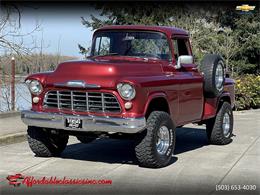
left=54, top=80, right=101, bottom=89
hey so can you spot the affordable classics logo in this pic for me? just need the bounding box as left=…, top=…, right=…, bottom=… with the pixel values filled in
left=6, top=174, right=25, bottom=187
left=6, top=173, right=112, bottom=187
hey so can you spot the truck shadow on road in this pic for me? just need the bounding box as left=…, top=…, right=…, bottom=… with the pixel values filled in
left=60, top=127, right=209, bottom=166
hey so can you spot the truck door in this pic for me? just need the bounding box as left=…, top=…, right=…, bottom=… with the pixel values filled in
left=172, top=37, right=204, bottom=123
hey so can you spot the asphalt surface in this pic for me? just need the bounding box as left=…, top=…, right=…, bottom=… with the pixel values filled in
left=0, top=115, right=26, bottom=137
left=0, top=115, right=27, bottom=145
left=0, top=109, right=259, bottom=195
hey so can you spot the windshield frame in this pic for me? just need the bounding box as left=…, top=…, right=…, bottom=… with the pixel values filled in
left=90, top=30, right=173, bottom=61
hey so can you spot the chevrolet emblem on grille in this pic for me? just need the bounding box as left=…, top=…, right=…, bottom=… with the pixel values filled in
left=54, top=80, right=101, bottom=89
left=67, top=80, right=86, bottom=88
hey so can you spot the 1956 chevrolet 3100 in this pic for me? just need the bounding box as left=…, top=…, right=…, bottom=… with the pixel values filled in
left=21, top=25, right=235, bottom=168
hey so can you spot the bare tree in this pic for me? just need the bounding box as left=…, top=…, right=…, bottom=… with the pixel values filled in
left=0, top=4, right=40, bottom=112
left=0, top=4, right=41, bottom=55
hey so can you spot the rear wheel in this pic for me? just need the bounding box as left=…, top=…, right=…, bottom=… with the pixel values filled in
left=135, top=111, right=176, bottom=168
left=206, top=102, right=233, bottom=145
left=27, top=126, right=68, bottom=157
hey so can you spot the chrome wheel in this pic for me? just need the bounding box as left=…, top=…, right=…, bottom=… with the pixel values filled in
left=215, top=62, right=224, bottom=91
left=156, top=126, right=170, bottom=155
left=222, top=112, right=231, bottom=137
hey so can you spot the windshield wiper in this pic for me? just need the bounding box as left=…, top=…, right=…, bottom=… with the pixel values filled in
left=89, top=53, right=119, bottom=58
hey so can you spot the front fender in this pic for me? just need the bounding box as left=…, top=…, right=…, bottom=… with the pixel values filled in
left=143, top=92, right=169, bottom=115
left=26, top=72, right=52, bottom=86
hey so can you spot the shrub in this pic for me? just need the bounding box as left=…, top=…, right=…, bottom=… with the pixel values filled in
left=235, top=75, right=260, bottom=110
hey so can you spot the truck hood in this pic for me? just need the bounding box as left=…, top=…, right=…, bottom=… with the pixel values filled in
left=46, top=59, right=163, bottom=88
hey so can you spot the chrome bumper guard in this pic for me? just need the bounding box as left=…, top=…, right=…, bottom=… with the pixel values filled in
left=21, top=110, right=146, bottom=134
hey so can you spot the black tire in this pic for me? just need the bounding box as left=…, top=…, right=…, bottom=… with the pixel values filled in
left=27, top=126, right=68, bottom=157
left=200, top=54, right=225, bottom=97
left=206, top=102, right=233, bottom=145
left=135, top=111, right=176, bottom=168
left=76, top=135, right=96, bottom=144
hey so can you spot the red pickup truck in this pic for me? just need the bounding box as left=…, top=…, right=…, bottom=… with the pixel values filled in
left=21, top=25, right=235, bottom=168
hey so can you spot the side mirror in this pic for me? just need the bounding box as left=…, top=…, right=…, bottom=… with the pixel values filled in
left=175, top=55, right=193, bottom=69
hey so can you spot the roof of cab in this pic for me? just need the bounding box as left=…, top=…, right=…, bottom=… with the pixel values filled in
left=95, top=25, right=189, bottom=37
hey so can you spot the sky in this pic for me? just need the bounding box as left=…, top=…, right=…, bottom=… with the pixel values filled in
left=2, top=3, right=101, bottom=57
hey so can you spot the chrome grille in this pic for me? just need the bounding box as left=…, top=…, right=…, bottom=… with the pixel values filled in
left=44, top=90, right=121, bottom=113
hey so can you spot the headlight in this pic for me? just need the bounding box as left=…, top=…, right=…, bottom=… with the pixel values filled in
left=27, top=80, right=43, bottom=95
left=117, top=83, right=136, bottom=100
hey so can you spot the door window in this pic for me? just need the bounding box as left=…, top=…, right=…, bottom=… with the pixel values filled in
left=172, top=38, right=190, bottom=62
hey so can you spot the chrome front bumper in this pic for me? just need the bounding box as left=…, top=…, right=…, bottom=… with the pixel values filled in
left=21, top=110, right=146, bottom=134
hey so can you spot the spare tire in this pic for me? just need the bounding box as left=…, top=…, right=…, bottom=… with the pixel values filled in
left=200, top=54, right=225, bottom=98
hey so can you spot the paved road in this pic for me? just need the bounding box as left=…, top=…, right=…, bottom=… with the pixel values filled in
left=0, top=110, right=259, bottom=195
left=0, top=115, right=26, bottom=137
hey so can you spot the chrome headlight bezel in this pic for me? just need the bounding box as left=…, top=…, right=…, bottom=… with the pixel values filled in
left=26, top=79, right=43, bottom=95
left=117, top=83, right=136, bottom=101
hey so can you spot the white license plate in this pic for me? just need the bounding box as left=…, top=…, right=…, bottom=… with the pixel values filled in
left=65, top=118, right=82, bottom=129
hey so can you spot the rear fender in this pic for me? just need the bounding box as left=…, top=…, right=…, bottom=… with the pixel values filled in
left=202, top=78, right=235, bottom=120
left=202, top=93, right=232, bottom=120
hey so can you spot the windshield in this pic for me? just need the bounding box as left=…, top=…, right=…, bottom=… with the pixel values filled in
left=91, top=31, right=171, bottom=60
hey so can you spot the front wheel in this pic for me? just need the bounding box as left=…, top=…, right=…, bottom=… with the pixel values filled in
left=27, top=126, right=68, bottom=157
left=135, top=111, right=176, bottom=168
left=206, top=102, right=234, bottom=145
